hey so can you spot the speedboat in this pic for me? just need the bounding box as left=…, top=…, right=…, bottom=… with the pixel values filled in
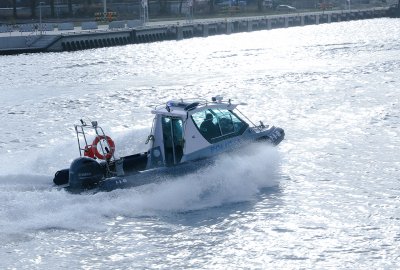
left=53, top=96, right=285, bottom=192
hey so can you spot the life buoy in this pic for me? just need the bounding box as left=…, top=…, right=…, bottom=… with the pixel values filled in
left=92, top=135, right=115, bottom=160
left=84, top=145, right=95, bottom=158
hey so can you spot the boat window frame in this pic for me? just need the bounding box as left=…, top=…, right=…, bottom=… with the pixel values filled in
left=191, top=108, right=248, bottom=144
left=161, top=116, right=184, bottom=166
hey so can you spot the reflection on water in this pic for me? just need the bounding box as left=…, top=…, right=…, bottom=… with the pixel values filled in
left=0, top=18, right=399, bottom=269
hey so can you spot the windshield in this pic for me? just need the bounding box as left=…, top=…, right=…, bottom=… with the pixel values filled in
left=191, top=108, right=248, bottom=143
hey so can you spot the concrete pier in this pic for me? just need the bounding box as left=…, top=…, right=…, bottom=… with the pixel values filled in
left=176, top=27, right=184, bottom=40
left=0, top=7, right=390, bottom=55
left=202, top=24, right=209, bottom=37
left=226, top=21, right=233, bottom=34
left=247, top=21, right=253, bottom=32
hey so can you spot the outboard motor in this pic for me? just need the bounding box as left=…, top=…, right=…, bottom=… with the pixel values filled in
left=256, top=127, right=285, bottom=146
left=271, top=127, right=285, bottom=146
left=68, top=157, right=104, bottom=190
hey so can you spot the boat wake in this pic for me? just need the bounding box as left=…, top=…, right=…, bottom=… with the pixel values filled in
left=0, top=140, right=281, bottom=234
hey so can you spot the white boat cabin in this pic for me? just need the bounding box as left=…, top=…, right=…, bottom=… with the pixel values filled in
left=147, top=97, right=250, bottom=167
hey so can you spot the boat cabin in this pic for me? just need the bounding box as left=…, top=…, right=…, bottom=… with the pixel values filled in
left=147, top=97, right=250, bottom=168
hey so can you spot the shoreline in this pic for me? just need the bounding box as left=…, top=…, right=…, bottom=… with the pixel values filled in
left=0, top=7, right=390, bottom=56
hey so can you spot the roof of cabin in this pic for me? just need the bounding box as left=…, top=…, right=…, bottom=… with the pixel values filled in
left=151, top=98, right=238, bottom=117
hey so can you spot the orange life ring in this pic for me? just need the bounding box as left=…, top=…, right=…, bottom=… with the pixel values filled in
left=92, top=135, right=115, bottom=160
left=84, top=145, right=95, bottom=158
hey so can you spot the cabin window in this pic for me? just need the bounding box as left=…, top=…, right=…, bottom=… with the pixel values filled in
left=162, top=117, right=183, bottom=166
left=191, top=109, right=248, bottom=143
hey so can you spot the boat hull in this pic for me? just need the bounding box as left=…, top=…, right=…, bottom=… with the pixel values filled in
left=94, top=158, right=213, bottom=192
left=54, top=126, right=284, bottom=193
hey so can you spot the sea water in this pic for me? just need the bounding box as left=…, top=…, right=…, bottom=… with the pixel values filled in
left=0, top=18, right=399, bottom=269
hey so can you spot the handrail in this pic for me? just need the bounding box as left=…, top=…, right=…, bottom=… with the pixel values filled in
left=74, top=120, right=117, bottom=177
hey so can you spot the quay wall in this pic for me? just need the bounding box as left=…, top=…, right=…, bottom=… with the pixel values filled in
left=0, top=36, right=28, bottom=49
left=0, top=8, right=390, bottom=55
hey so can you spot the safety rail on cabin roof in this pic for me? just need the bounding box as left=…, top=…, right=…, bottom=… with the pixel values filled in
left=152, top=96, right=245, bottom=112
left=152, top=98, right=209, bottom=111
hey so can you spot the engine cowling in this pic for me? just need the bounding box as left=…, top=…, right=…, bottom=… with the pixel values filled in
left=69, top=157, right=104, bottom=190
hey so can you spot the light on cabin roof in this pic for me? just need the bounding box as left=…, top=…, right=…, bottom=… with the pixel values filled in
left=212, top=95, right=223, bottom=103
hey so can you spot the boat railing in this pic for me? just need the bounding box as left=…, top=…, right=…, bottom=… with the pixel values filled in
left=74, top=119, right=117, bottom=177
left=152, top=98, right=209, bottom=111
left=152, top=96, right=242, bottom=112
left=234, top=108, right=265, bottom=131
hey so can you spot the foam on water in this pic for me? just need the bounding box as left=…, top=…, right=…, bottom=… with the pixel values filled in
left=0, top=143, right=280, bottom=235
